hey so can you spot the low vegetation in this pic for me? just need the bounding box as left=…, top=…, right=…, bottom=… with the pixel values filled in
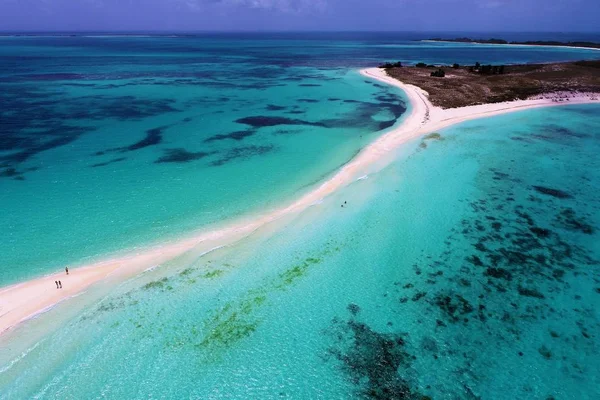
left=428, top=37, right=600, bottom=50
left=379, top=61, right=403, bottom=69
left=383, top=60, right=600, bottom=108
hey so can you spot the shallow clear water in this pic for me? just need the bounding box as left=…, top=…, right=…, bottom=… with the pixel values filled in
left=2, top=104, right=599, bottom=399
left=2, top=33, right=600, bottom=285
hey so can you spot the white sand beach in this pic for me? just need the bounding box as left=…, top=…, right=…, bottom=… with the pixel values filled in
left=1, top=67, right=599, bottom=336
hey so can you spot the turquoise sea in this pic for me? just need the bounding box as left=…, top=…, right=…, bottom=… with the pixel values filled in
left=1, top=33, right=600, bottom=285
left=1, top=33, right=600, bottom=398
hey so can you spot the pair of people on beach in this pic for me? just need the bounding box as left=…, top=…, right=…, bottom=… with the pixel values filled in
left=54, top=267, right=69, bottom=289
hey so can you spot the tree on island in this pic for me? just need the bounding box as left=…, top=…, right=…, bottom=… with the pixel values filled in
left=380, top=61, right=403, bottom=69
left=430, top=68, right=445, bottom=77
left=416, top=62, right=427, bottom=68
left=477, top=64, right=506, bottom=75
left=453, top=63, right=460, bottom=69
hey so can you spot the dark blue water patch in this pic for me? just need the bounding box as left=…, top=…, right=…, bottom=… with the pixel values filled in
left=235, top=116, right=326, bottom=128
left=326, top=310, right=428, bottom=399
left=243, top=67, right=288, bottom=80
left=544, top=124, right=589, bottom=139
left=286, top=110, right=306, bottom=115
left=0, top=165, right=39, bottom=180
left=554, top=207, right=595, bottom=234
left=182, top=96, right=232, bottom=108
left=124, top=127, right=163, bottom=151
left=320, top=97, right=406, bottom=132
left=266, top=104, right=287, bottom=111
left=210, top=145, right=274, bottom=167
left=281, top=73, right=335, bottom=82
left=328, top=98, right=341, bottom=102
left=532, top=186, right=573, bottom=199
left=376, top=94, right=402, bottom=103
left=155, top=148, right=217, bottom=164
left=0, top=167, right=21, bottom=179
left=272, top=129, right=303, bottom=136
left=0, top=126, right=93, bottom=173
left=364, top=80, right=387, bottom=89
left=530, top=124, right=590, bottom=144
left=71, top=96, right=180, bottom=121
left=17, top=73, right=86, bottom=81
left=63, top=82, right=98, bottom=88
left=192, top=80, right=286, bottom=91
left=90, top=157, right=127, bottom=168
left=298, top=84, right=322, bottom=87
left=377, top=120, right=397, bottom=131
left=204, top=130, right=256, bottom=143
left=510, top=136, right=536, bottom=144
left=298, top=99, right=319, bottom=103
left=96, top=126, right=168, bottom=155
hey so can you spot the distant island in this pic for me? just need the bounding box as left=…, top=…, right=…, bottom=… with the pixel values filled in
left=378, top=60, right=600, bottom=108
left=426, top=37, right=600, bottom=50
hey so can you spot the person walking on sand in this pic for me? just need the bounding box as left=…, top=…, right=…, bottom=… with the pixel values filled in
left=55, top=280, right=59, bottom=289
left=65, top=267, right=69, bottom=275
left=59, top=280, right=62, bottom=289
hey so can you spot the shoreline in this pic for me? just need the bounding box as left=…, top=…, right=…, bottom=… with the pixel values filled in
left=421, top=39, right=600, bottom=52
left=2, top=68, right=600, bottom=336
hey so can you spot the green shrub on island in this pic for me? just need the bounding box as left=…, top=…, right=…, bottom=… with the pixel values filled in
left=479, top=64, right=505, bottom=75
left=380, top=61, right=403, bottom=69
left=453, top=63, right=460, bottom=69
left=468, top=62, right=505, bottom=75
left=416, top=62, right=428, bottom=68
left=430, top=69, right=445, bottom=78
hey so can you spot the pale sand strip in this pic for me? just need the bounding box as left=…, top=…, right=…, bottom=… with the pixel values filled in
left=1, top=68, right=599, bottom=336
left=421, top=39, right=600, bottom=52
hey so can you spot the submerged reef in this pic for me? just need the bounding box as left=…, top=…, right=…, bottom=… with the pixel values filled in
left=155, top=148, right=216, bottom=164
left=327, top=308, right=431, bottom=400
left=371, top=159, right=600, bottom=397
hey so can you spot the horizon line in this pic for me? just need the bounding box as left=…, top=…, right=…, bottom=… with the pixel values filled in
left=1, top=29, right=600, bottom=34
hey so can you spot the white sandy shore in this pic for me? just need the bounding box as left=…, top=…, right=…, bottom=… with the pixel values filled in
left=1, top=68, right=599, bottom=336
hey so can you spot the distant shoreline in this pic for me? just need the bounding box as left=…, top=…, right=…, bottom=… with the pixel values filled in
left=422, top=39, right=600, bottom=52
left=2, top=67, right=600, bottom=337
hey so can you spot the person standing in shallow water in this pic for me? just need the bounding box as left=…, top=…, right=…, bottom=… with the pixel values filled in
left=58, top=281, right=62, bottom=289
left=55, top=280, right=59, bottom=289
left=65, top=267, right=69, bottom=275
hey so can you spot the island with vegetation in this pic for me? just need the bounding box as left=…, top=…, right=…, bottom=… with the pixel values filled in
left=426, top=37, right=600, bottom=50
left=377, top=60, right=600, bottom=108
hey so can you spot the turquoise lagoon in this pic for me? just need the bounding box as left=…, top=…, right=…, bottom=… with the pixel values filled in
left=1, top=33, right=600, bottom=285
left=1, top=34, right=600, bottom=398
left=1, top=103, right=599, bottom=398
